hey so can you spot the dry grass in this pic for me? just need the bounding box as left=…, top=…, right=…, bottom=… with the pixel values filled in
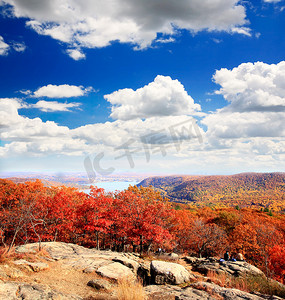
left=243, top=275, right=285, bottom=298
left=141, top=253, right=179, bottom=263
left=0, top=245, right=52, bottom=264
left=206, top=270, right=285, bottom=298
left=117, top=278, right=147, bottom=300
left=207, top=269, right=252, bottom=292
left=207, top=270, right=232, bottom=288
left=0, top=246, right=25, bottom=263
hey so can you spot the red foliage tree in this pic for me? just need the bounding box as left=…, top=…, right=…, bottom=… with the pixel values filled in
left=269, top=244, right=285, bottom=283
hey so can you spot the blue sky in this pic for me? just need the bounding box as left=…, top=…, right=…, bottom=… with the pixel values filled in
left=0, top=0, right=285, bottom=176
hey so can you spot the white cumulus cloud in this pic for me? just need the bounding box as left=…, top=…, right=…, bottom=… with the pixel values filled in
left=33, top=84, right=92, bottom=98
left=0, top=95, right=204, bottom=159
left=203, top=61, right=285, bottom=144
left=105, top=75, right=201, bottom=120
left=32, top=100, right=81, bottom=112
left=213, top=61, right=285, bottom=112
left=1, top=0, right=249, bottom=59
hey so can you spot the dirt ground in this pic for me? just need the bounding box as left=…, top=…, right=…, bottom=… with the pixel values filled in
left=4, top=260, right=116, bottom=299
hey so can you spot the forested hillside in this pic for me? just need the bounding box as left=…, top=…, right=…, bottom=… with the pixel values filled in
left=139, top=173, right=285, bottom=211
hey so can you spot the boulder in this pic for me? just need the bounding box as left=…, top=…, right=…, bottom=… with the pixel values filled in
left=150, top=260, right=192, bottom=285
left=220, top=261, right=264, bottom=277
left=96, top=262, right=135, bottom=281
left=87, top=279, right=112, bottom=291
left=112, top=257, right=139, bottom=271
left=184, top=257, right=264, bottom=278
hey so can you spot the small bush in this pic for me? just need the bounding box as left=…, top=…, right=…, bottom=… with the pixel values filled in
left=0, top=246, right=25, bottom=263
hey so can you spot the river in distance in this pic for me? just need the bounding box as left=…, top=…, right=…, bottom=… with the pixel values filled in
left=82, top=181, right=139, bottom=194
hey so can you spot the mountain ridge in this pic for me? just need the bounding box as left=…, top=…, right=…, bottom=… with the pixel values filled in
left=138, top=172, right=285, bottom=211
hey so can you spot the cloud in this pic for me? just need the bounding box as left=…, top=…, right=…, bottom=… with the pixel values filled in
left=263, top=0, right=282, bottom=3
left=1, top=72, right=285, bottom=174
left=1, top=0, right=249, bottom=58
left=0, top=98, right=27, bottom=125
left=231, top=27, right=251, bottom=37
left=72, top=115, right=204, bottom=148
left=32, top=100, right=81, bottom=112
left=11, top=41, right=26, bottom=52
left=66, top=49, right=86, bottom=60
left=0, top=97, right=87, bottom=157
left=213, top=61, right=285, bottom=112
left=0, top=36, right=26, bottom=55
left=203, top=111, right=285, bottom=140
left=0, top=95, right=203, bottom=159
left=202, top=61, right=285, bottom=143
left=105, top=75, right=201, bottom=120
left=19, top=89, right=32, bottom=95
left=155, top=37, right=175, bottom=44
left=33, top=84, right=92, bottom=98
left=0, top=36, right=9, bottom=55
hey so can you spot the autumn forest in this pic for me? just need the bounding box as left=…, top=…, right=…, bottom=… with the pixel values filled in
left=0, top=178, right=284, bottom=285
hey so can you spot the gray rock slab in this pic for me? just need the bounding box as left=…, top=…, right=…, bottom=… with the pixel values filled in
left=185, top=256, right=264, bottom=278
left=144, top=285, right=214, bottom=300
left=0, top=281, right=82, bottom=300
left=87, top=278, right=112, bottom=291
left=151, top=260, right=192, bottom=285
left=192, top=282, right=265, bottom=300
left=112, top=257, right=139, bottom=271
left=96, top=262, right=135, bottom=281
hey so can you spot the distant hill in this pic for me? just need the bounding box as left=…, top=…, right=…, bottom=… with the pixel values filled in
left=6, top=177, right=65, bottom=188
left=138, top=173, right=285, bottom=211
left=4, top=177, right=89, bottom=189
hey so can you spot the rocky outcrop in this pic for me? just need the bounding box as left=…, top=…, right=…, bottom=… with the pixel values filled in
left=144, top=284, right=214, bottom=299
left=145, top=282, right=284, bottom=300
left=0, top=242, right=279, bottom=300
left=16, top=242, right=141, bottom=273
left=0, top=281, right=81, bottom=300
left=112, top=256, right=140, bottom=271
left=184, top=257, right=264, bottom=277
left=150, top=260, right=193, bottom=285
left=96, top=262, right=135, bottom=281
left=192, top=282, right=283, bottom=300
